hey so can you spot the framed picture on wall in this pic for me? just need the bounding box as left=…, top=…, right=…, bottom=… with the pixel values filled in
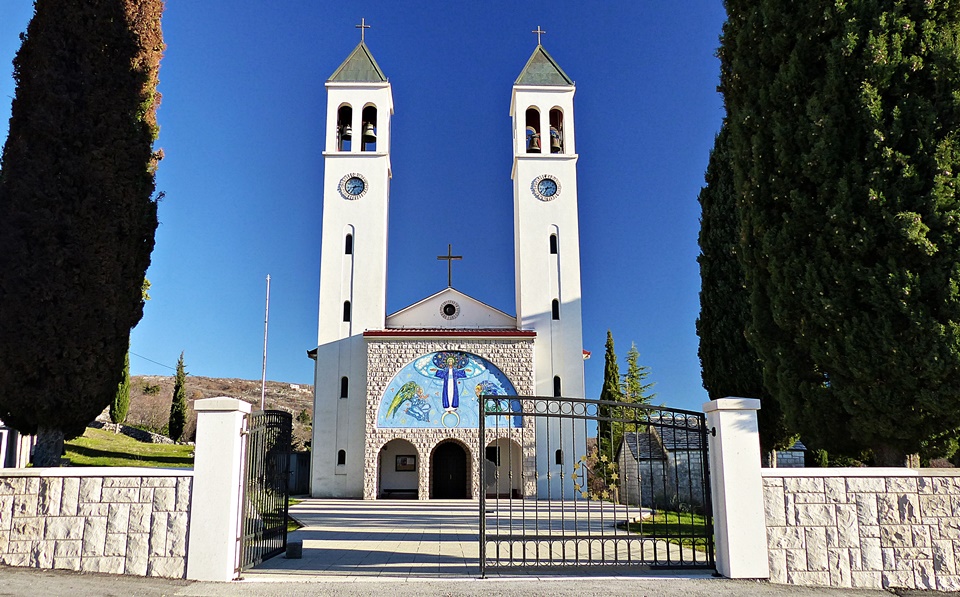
left=396, top=455, right=416, bottom=471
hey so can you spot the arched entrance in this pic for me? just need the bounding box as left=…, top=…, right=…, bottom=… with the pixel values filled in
left=431, top=441, right=468, bottom=499
left=377, top=439, right=418, bottom=499
left=485, top=437, right=523, bottom=498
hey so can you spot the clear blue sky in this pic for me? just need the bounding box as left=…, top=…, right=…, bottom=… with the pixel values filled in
left=0, top=1, right=726, bottom=413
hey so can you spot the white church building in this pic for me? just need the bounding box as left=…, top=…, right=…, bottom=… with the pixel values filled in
left=309, top=35, right=587, bottom=500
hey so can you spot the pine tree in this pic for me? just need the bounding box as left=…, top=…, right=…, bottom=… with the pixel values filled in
left=621, top=343, right=655, bottom=406
left=110, top=352, right=131, bottom=425
left=168, top=352, right=187, bottom=442
left=696, top=124, right=795, bottom=453
left=721, top=1, right=960, bottom=464
left=0, top=0, right=164, bottom=466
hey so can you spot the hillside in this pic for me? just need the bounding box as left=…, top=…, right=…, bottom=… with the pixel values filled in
left=126, top=375, right=314, bottom=449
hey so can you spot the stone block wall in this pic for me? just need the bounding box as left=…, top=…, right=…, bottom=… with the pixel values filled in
left=364, top=338, right=535, bottom=500
left=0, top=469, right=192, bottom=578
left=762, top=470, right=960, bottom=591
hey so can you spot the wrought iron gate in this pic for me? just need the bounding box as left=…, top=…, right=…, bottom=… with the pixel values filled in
left=479, top=396, right=713, bottom=574
left=239, top=410, right=292, bottom=571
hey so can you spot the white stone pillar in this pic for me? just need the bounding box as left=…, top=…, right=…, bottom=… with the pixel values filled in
left=186, top=397, right=251, bottom=581
left=703, top=397, right=769, bottom=579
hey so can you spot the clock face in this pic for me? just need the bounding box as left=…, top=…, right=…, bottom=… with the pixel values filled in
left=532, top=175, right=561, bottom=201
left=339, top=173, right=368, bottom=199
left=538, top=178, right=558, bottom=197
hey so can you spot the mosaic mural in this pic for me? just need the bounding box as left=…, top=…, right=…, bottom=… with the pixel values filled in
left=376, top=351, right=522, bottom=429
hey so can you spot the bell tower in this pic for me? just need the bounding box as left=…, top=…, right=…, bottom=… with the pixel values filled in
left=311, top=33, right=393, bottom=497
left=511, top=38, right=585, bottom=498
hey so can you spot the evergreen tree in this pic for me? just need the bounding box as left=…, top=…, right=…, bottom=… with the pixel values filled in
left=0, top=0, right=164, bottom=466
left=598, top=330, right=621, bottom=457
left=110, top=352, right=131, bottom=425
left=721, top=1, right=960, bottom=464
left=621, top=343, right=655, bottom=406
left=696, top=124, right=795, bottom=453
left=168, top=352, right=187, bottom=442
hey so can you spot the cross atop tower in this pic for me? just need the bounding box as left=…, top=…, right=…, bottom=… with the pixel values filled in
left=532, top=26, right=546, bottom=45
left=437, top=244, right=462, bottom=287
left=356, top=17, right=371, bottom=42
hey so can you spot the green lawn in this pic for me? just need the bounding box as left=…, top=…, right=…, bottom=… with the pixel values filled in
left=618, top=509, right=712, bottom=552
left=65, top=427, right=193, bottom=468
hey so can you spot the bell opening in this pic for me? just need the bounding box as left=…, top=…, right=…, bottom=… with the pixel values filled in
left=361, top=105, right=378, bottom=152
left=549, top=109, right=564, bottom=154
left=337, top=105, right=353, bottom=151
left=525, top=108, right=541, bottom=154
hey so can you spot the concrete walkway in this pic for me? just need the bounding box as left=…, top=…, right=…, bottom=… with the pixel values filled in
left=248, top=498, right=709, bottom=579
left=247, top=499, right=487, bottom=579
left=0, top=499, right=923, bottom=595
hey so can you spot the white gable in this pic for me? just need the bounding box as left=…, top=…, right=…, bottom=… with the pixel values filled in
left=385, top=288, right=517, bottom=329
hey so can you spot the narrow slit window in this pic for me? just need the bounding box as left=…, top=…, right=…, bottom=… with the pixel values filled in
left=344, top=233, right=353, bottom=254
left=342, top=300, right=351, bottom=322
left=337, top=450, right=346, bottom=466
left=340, top=376, right=348, bottom=399
left=549, top=234, right=558, bottom=255
left=553, top=376, right=562, bottom=397
left=551, top=299, right=560, bottom=320
left=555, top=449, right=563, bottom=465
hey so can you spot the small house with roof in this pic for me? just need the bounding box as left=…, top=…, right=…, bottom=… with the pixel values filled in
left=615, top=415, right=708, bottom=511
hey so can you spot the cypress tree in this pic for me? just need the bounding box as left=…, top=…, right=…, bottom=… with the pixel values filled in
left=0, top=0, right=164, bottom=466
left=168, top=352, right=187, bottom=442
left=598, top=330, right=621, bottom=458
left=696, top=123, right=795, bottom=453
left=110, top=352, right=131, bottom=425
left=721, top=1, right=960, bottom=464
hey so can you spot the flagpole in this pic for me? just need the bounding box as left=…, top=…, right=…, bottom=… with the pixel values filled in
left=260, top=274, right=270, bottom=411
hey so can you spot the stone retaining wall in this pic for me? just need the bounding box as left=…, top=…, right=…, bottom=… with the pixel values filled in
left=89, top=420, right=176, bottom=445
left=0, top=468, right=192, bottom=578
left=762, top=469, right=960, bottom=591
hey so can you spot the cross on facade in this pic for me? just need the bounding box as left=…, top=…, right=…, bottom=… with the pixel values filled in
left=356, top=17, right=371, bottom=42
left=532, top=26, right=546, bottom=45
left=437, top=244, right=462, bottom=287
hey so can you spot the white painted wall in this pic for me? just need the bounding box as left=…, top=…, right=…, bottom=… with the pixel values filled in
left=312, top=78, right=394, bottom=498
left=512, top=83, right=586, bottom=499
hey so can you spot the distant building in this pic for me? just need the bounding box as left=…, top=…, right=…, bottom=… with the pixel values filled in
left=0, top=419, right=34, bottom=468
left=615, top=415, right=708, bottom=511
left=774, top=440, right=807, bottom=468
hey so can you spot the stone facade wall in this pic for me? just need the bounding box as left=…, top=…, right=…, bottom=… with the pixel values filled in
left=364, top=338, right=536, bottom=500
left=0, top=469, right=192, bottom=578
left=762, top=470, right=960, bottom=591
left=775, top=450, right=806, bottom=468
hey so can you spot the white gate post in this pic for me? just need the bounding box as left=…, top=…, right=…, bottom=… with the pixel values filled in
left=186, top=397, right=251, bottom=581
left=704, top=397, right=769, bottom=579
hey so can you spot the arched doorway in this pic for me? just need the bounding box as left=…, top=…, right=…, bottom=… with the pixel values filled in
left=485, top=437, right=523, bottom=498
left=431, top=441, right=468, bottom=499
left=377, top=439, right=418, bottom=499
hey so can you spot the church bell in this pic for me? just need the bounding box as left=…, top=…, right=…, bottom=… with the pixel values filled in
left=526, top=126, right=541, bottom=152
left=340, top=124, right=352, bottom=140
left=362, top=122, right=377, bottom=143
left=550, top=126, right=562, bottom=153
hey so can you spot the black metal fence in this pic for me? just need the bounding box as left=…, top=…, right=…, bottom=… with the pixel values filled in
left=479, top=396, right=713, bottom=575
left=239, top=410, right=292, bottom=571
